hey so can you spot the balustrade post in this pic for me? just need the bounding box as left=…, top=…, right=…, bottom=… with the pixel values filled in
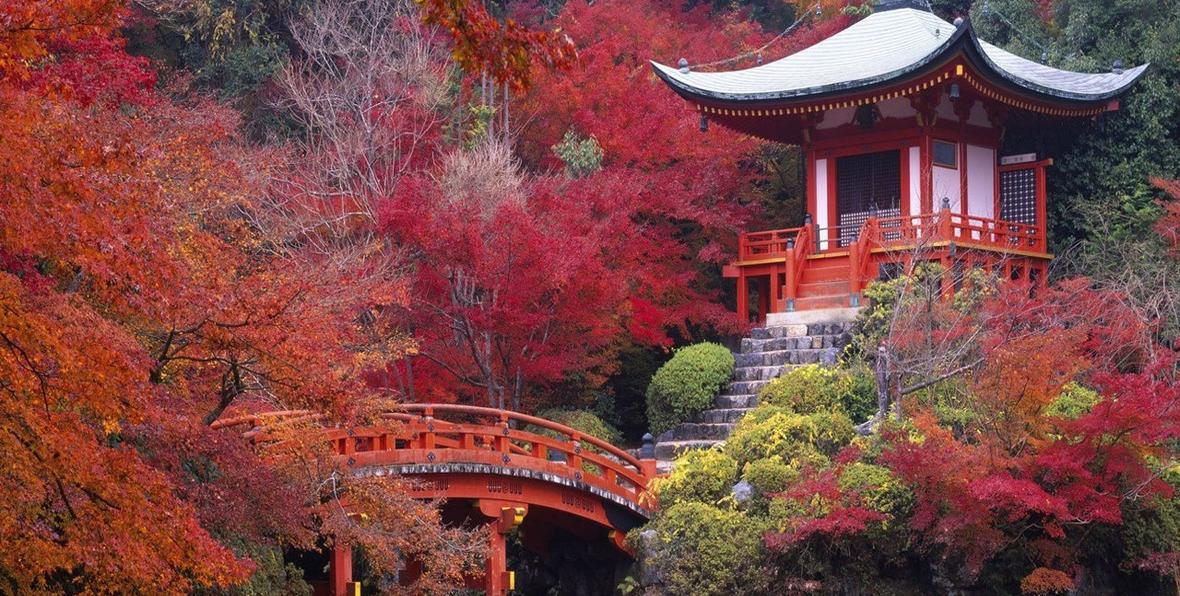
left=568, top=433, right=583, bottom=472
left=938, top=197, right=953, bottom=241
left=638, top=433, right=657, bottom=480
left=849, top=240, right=860, bottom=306
left=784, top=237, right=797, bottom=312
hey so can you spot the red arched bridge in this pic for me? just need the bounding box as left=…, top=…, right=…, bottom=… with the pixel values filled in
left=213, top=404, right=659, bottom=595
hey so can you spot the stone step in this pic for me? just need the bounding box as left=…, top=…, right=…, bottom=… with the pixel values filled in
left=734, top=365, right=789, bottom=381
left=714, top=393, right=758, bottom=409
left=735, top=348, right=838, bottom=367
left=725, top=380, right=773, bottom=396
left=654, top=440, right=718, bottom=461
left=696, top=408, right=753, bottom=423
left=749, top=322, right=855, bottom=340
left=657, top=422, right=736, bottom=443
left=740, top=335, right=845, bottom=354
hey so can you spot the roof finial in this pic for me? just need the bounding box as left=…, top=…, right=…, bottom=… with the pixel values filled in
left=756, top=53, right=763, bottom=65
left=1041, top=50, right=1048, bottom=64
left=953, top=16, right=964, bottom=27
left=1112, top=59, right=1124, bottom=74
left=678, top=57, right=689, bottom=74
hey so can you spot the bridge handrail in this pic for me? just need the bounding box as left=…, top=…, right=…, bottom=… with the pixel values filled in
left=211, top=403, right=655, bottom=506
left=388, top=404, right=645, bottom=471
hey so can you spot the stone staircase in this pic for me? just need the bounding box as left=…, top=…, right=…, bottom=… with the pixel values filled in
left=654, top=321, right=855, bottom=468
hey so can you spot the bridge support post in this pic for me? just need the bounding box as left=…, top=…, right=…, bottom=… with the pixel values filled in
left=482, top=503, right=525, bottom=595
left=329, top=541, right=354, bottom=596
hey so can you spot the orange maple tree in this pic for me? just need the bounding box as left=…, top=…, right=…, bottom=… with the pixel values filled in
left=0, top=0, right=482, bottom=591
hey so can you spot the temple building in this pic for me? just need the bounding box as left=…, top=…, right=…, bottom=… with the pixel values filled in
left=653, top=0, right=1148, bottom=324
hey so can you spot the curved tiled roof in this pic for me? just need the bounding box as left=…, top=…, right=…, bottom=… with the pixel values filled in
left=652, top=8, right=1147, bottom=105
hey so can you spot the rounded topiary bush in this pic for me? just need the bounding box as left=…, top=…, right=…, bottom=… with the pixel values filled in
left=635, top=502, right=770, bottom=596
left=652, top=448, right=738, bottom=507
left=646, top=342, right=734, bottom=436
left=758, top=363, right=877, bottom=424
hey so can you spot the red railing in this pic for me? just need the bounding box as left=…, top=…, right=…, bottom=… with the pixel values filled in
left=782, top=222, right=814, bottom=308
left=212, top=404, right=657, bottom=510
left=943, top=212, right=1045, bottom=253
left=739, top=212, right=1046, bottom=261
left=739, top=226, right=801, bottom=260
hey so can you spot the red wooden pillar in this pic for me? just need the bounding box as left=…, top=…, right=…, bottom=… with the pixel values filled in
left=1035, top=160, right=1052, bottom=254
left=482, top=504, right=526, bottom=595
left=736, top=270, right=749, bottom=324
left=330, top=542, right=354, bottom=596
left=756, top=276, right=770, bottom=324
left=486, top=523, right=509, bottom=595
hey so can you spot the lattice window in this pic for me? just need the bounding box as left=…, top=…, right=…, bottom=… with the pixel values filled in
left=1000, top=169, right=1037, bottom=225
left=836, top=150, right=901, bottom=247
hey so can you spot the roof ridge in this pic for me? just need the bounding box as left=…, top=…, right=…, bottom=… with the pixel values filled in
left=897, top=6, right=954, bottom=41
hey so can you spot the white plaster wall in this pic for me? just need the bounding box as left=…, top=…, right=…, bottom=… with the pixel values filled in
left=815, top=158, right=829, bottom=248
left=932, top=164, right=960, bottom=210
left=966, top=144, right=996, bottom=220
left=908, top=146, right=921, bottom=217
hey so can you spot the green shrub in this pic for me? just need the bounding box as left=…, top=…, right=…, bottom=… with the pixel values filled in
left=636, top=502, right=770, bottom=596
left=724, top=404, right=853, bottom=468
left=645, top=343, right=734, bottom=436
left=758, top=363, right=877, bottom=423
left=652, top=448, right=738, bottom=507
left=743, top=457, right=797, bottom=496
left=837, top=462, right=913, bottom=521
left=1044, top=382, right=1102, bottom=420
left=843, top=364, right=879, bottom=423
left=759, top=364, right=845, bottom=413
left=741, top=457, right=799, bottom=513
left=533, top=408, right=621, bottom=446
left=1123, top=467, right=1180, bottom=566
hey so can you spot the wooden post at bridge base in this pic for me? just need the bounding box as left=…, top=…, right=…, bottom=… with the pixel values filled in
left=479, top=500, right=527, bottom=595
left=329, top=541, right=357, bottom=596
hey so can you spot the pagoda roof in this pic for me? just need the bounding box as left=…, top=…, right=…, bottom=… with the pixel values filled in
left=652, top=7, right=1147, bottom=106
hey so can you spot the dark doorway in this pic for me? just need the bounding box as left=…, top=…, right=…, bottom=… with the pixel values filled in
left=835, top=149, right=902, bottom=247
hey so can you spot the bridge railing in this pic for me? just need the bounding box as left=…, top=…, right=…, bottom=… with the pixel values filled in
left=212, top=403, right=658, bottom=510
